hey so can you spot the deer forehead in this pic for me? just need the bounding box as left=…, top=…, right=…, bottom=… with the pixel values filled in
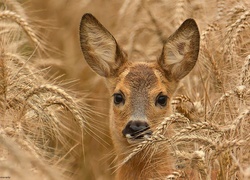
left=115, top=62, right=168, bottom=98
left=124, top=64, right=158, bottom=90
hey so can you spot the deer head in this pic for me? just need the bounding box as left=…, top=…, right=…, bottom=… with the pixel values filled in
left=79, top=13, right=200, bottom=154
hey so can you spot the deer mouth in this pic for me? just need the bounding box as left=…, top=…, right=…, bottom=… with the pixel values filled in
left=124, top=128, right=152, bottom=144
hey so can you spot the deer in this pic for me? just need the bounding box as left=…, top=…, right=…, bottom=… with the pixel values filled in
left=79, top=13, right=200, bottom=179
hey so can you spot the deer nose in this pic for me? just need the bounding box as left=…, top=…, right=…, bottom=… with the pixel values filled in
left=122, top=120, right=152, bottom=138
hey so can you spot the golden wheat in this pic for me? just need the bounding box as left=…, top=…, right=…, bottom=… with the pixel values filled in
left=0, top=1, right=90, bottom=179
left=0, top=0, right=249, bottom=179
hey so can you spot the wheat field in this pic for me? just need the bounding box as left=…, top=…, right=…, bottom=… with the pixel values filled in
left=0, top=0, right=249, bottom=179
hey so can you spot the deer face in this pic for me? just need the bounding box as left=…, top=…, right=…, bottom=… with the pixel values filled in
left=79, top=14, right=200, bottom=150
left=109, top=62, right=179, bottom=145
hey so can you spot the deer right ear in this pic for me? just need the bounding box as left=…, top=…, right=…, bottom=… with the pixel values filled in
left=79, top=13, right=127, bottom=77
left=158, top=19, right=200, bottom=81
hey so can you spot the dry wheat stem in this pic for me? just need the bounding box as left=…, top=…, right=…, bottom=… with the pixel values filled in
left=0, top=163, right=26, bottom=179
left=207, top=85, right=248, bottom=120
left=155, top=113, right=190, bottom=135
left=4, top=51, right=40, bottom=84
left=217, top=0, right=226, bottom=19
left=190, top=150, right=207, bottom=179
left=226, top=4, right=246, bottom=20
left=171, top=121, right=221, bottom=141
left=120, top=134, right=169, bottom=168
left=0, top=136, right=60, bottom=180
left=174, top=135, right=216, bottom=149
left=175, top=0, right=185, bottom=28
left=209, top=54, right=224, bottom=88
left=43, top=96, right=85, bottom=128
left=225, top=9, right=250, bottom=63
left=0, top=10, right=40, bottom=48
left=241, top=55, right=250, bottom=85
left=172, top=95, right=194, bottom=104
left=127, top=23, right=154, bottom=58
left=174, top=151, right=192, bottom=171
left=166, top=171, right=183, bottom=180
left=224, top=108, right=249, bottom=132
left=118, top=0, right=133, bottom=20
left=143, top=2, right=165, bottom=44
left=226, top=9, right=250, bottom=36
left=0, top=52, right=8, bottom=113
left=119, top=132, right=170, bottom=169
left=24, top=84, right=84, bottom=128
left=210, top=138, right=249, bottom=161
left=117, top=0, right=142, bottom=26
left=200, top=22, right=219, bottom=47
left=3, top=0, right=27, bottom=20
left=171, top=95, right=196, bottom=120
left=0, top=135, right=35, bottom=166
left=229, top=152, right=246, bottom=178
left=199, top=47, right=224, bottom=99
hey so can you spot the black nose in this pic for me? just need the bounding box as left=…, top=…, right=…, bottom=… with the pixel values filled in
left=122, top=120, right=150, bottom=137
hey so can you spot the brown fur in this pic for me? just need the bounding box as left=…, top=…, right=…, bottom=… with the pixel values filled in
left=79, top=13, right=200, bottom=179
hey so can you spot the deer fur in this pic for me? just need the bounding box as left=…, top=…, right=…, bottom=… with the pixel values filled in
left=79, top=13, right=200, bottom=179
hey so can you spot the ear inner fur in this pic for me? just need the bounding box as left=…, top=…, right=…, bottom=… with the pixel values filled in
left=79, top=13, right=127, bottom=77
left=158, top=18, right=200, bottom=81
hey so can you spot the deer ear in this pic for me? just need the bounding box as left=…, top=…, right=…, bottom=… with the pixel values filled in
left=158, top=19, right=200, bottom=81
left=79, top=13, right=127, bottom=77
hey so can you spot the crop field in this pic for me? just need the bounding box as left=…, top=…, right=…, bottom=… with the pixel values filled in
left=0, top=0, right=249, bottom=179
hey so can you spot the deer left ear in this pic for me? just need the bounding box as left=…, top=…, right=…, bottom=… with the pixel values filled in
left=79, top=13, right=127, bottom=77
left=158, top=19, right=200, bottom=81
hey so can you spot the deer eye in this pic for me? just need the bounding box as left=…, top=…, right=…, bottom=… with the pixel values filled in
left=155, top=93, right=168, bottom=107
left=113, top=93, right=125, bottom=105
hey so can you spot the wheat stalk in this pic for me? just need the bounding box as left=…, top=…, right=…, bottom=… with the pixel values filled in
left=0, top=50, right=8, bottom=112
left=174, top=135, right=216, bottom=148
left=200, top=22, right=220, bottom=47
left=23, top=84, right=85, bottom=128
left=0, top=135, right=60, bottom=180
left=217, top=0, right=226, bottom=19
left=207, top=85, right=248, bottom=120
left=241, top=55, right=250, bottom=86
left=166, top=171, right=184, bottom=179
left=175, top=0, right=186, bottom=28
left=210, top=137, right=249, bottom=161
left=155, top=113, right=190, bottom=135
left=221, top=108, right=250, bottom=132
left=190, top=150, right=207, bottom=179
left=172, top=121, right=221, bottom=141
left=225, top=9, right=250, bottom=63
left=143, top=2, right=165, bottom=44
left=0, top=10, right=40, bottom=48
left=3, top=0, right=27, bottom=19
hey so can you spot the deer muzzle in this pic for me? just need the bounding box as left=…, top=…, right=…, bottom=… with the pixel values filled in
left=122, top=120, right=152, bottom=144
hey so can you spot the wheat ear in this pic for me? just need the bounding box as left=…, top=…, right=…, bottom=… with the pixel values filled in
left=241, top=55, right=250, bottom=86
left=172, top=121, right=221, bottom=142
left=0, top=10, right=40, bottom=48
left=207, top=85, right=248, bottom=120
left=225, top=9, right=250, bottom=63
left=24, top=84, right=85, bottom=128
left=216, top=0, right=225, bottom=19
left=175, top=0, right=185, bottom=28
left=210, top=137, right=250, bottom=161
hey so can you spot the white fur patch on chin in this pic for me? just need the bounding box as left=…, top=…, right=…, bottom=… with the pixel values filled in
left=125, top=134, right=151, bottom=144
